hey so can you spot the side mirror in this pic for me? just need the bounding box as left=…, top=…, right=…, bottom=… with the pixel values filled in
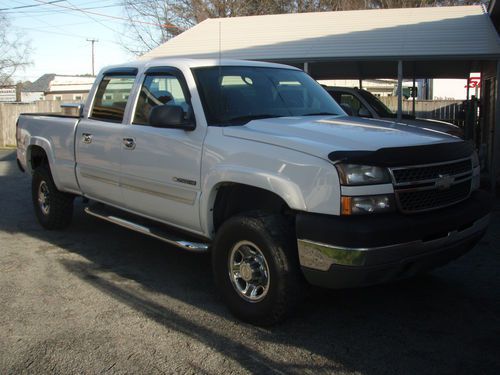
left=149, top=104, right=195, bottom=130
left=340, top=103, right=353, bottom=116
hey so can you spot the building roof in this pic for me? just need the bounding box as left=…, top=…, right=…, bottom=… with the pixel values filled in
left=142, top=5, right=500, bottom=64
left=22, top=74, right=95, bottom=93
left=22, top=74, right=55, bottom=92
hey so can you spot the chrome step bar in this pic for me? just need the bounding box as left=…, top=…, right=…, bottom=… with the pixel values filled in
left=84, top=206, right=209, bottom=253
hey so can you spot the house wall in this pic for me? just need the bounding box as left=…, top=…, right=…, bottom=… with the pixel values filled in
left=45, top=92, right=88, bottom=101
left=21, top=92, right=44, bottom=103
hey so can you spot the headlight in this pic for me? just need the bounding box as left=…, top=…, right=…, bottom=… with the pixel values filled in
left=336, top=164, right=391, bottom=185
left=341, top=194, right=396, bottom=215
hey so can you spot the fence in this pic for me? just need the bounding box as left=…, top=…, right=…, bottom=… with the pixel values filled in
left=0, top=101, right=72, bottom=147
left=0, top=98, right=466, bottom=147
left=379, top=97, right=464, bottom=127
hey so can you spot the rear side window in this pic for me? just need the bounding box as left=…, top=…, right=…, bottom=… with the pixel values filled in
left=91, top=76, right=135, bottom=122
left=133, top=74, right=189, bottom=125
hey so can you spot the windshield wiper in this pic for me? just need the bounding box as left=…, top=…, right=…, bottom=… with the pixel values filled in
left=302, top=112, right=338, bottom=116
left=223, top=114, right=283, bottom=125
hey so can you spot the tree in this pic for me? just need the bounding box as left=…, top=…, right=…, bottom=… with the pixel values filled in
left=121, top=0, right=485, bottom=56
left=0, top=14, right=31, bottom=86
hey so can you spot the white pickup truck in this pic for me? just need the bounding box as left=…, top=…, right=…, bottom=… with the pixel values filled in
left=16, top=58, right=490, bottom=325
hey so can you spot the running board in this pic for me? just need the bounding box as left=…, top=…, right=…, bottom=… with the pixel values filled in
left=84, top=206, right=209, bottom=253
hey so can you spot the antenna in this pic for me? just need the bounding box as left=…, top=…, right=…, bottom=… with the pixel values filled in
left=218, top=21, right=222, bottom=65
left=218, top=21, right=222, bottom=122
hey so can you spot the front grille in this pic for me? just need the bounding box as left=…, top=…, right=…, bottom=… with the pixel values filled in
left=390, top=158, right=473, bottom=214
left=397, top=180, right=471, bottom=213
left=392, top=159, right=471, bottom=184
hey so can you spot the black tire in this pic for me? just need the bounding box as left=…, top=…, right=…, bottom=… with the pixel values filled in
left=212, top=212, right=305, bottom=326
left=32, top=165, right=74, bottom=230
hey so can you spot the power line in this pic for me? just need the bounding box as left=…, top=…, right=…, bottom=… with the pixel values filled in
left=0, top=0, right=65, bottom=11
left=2, top=3, right=122, bottom=16
left=33, top=0, right=182, bottom=30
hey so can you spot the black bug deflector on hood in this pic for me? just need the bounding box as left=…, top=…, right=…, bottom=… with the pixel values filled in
left=328, top=141, right=474, bottom=167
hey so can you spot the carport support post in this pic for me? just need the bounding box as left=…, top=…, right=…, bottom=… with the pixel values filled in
left=412, top=76, right=416, bottom=117
left=491, top=60, right=500, bottom=195
left=397, top=60, right=403, bottom=122
left=303, top=62, right=309, bottom=74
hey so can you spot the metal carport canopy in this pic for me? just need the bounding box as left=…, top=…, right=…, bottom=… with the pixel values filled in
left=141, top=5, right=500, bottom=79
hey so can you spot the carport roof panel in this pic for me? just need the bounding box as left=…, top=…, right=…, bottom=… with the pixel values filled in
left=141, top=5, right=500, bottom=61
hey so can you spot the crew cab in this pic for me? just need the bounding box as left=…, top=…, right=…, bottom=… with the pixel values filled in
left=325, top=86, right=463, bottom=137
left=16, top=59, right=490, bottom=325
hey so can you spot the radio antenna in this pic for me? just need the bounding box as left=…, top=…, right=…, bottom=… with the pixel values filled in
left=218, top=20, right=222, bottom=122
left=218, top=20, right=222, bottom=64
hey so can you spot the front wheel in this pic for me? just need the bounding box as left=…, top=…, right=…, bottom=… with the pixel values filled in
left=32, top=165, right=74, bottom=230
left=212, top=212, right=305, bottom=326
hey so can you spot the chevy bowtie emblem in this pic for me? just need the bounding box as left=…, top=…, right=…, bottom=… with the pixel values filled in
left=435, top=174, right=454, bottom=190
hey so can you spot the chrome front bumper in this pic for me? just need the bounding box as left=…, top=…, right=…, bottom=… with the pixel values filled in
left=298, top=214, right=490, bottom=272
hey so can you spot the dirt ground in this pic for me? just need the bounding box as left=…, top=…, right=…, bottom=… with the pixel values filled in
left=1, top=149, right=499, bottom=374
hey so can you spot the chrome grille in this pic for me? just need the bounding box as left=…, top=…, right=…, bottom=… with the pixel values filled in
left=392, top=159, right=471, bottom=184
left=390, top=158, right=473, bottom=214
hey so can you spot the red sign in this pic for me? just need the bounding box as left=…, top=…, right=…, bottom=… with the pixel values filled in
left=465, top=77, right=481, bottom=89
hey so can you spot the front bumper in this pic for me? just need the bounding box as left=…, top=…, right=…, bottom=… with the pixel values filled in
left=296, top=190, right=491, bottom=289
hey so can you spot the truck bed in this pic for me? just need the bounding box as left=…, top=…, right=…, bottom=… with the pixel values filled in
left=17, top=113, right=81, bottom=194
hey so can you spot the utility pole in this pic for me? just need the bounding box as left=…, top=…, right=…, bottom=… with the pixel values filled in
left=86, top=38, right=98, bottom=76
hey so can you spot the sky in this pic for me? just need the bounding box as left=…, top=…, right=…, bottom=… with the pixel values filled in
left=2, top=0, right=136, bottom=82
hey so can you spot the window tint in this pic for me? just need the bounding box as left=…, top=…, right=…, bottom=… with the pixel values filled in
left=133, top=75, right=188, bottom=125
left=339, top=93, right=371, bottom=117
left=193, top=66, right=343, bottom=126
left=91, top=76, right=135, bottom=122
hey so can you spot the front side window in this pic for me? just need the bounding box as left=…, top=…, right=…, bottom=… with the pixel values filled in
left=338, top=93, right=371, bottom=117
left=192, top=66, right=344, bottom=126
left=91, top=75, right=135, bottom=122
left=133, top=74, right=188, bottom=125
left=358, top=89, right=394, bottom=118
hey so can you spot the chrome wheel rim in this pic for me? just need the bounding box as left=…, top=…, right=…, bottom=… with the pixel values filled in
left=38, top=181, right=50, bottom=215
left=228, top=240, right=270, bottom=303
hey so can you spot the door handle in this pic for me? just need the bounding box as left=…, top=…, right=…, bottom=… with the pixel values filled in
left=122, top=138, right=136, bottom=150
left=82, top=133, right=93, bottom=144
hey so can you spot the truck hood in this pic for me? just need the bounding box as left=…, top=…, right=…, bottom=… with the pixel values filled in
left=223, top=115, right=460, bottom=161
left=382, top=116, right=463, bottom=136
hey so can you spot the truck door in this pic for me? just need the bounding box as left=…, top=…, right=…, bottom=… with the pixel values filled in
left=75, top=69, right=137, bottom=206
left=120, top=67, right=205, bottom=233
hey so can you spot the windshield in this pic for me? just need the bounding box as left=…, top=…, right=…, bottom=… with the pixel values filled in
left=357, top=89, right=394, bottom=118
left=192, top=66, right=344, bottom=125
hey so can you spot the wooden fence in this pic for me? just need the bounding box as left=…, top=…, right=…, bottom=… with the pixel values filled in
left=0, top=98, right=465, bottom=147
left=379, top=97, right=464, bottom=126
left=0, top=101, right=71, bottom=147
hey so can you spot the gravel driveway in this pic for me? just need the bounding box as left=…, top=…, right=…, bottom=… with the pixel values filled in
left=1, top=149, right=499, bottom=374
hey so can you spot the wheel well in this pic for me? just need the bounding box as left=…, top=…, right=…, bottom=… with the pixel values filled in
left=29, top=146, right=48, bottom=171
left=212, top=183, right=292, bottom=232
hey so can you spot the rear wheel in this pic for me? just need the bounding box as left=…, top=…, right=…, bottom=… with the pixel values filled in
left=32, top=165, right=74, bottom=230
left=212, top=212, right=305, bottom=326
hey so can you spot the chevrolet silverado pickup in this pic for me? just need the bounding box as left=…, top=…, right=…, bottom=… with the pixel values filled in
left=16, top=59, right=490, bottom=325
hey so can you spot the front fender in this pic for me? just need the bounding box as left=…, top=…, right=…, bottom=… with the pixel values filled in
left=200, top=131, right=341, bottom=236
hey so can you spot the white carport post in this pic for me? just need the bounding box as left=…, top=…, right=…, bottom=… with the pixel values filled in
left=397, top=60, right=403, bottom=122
left=304, top=62, right=309, bottom=74
left=491, top=60, right=500, bottom=194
